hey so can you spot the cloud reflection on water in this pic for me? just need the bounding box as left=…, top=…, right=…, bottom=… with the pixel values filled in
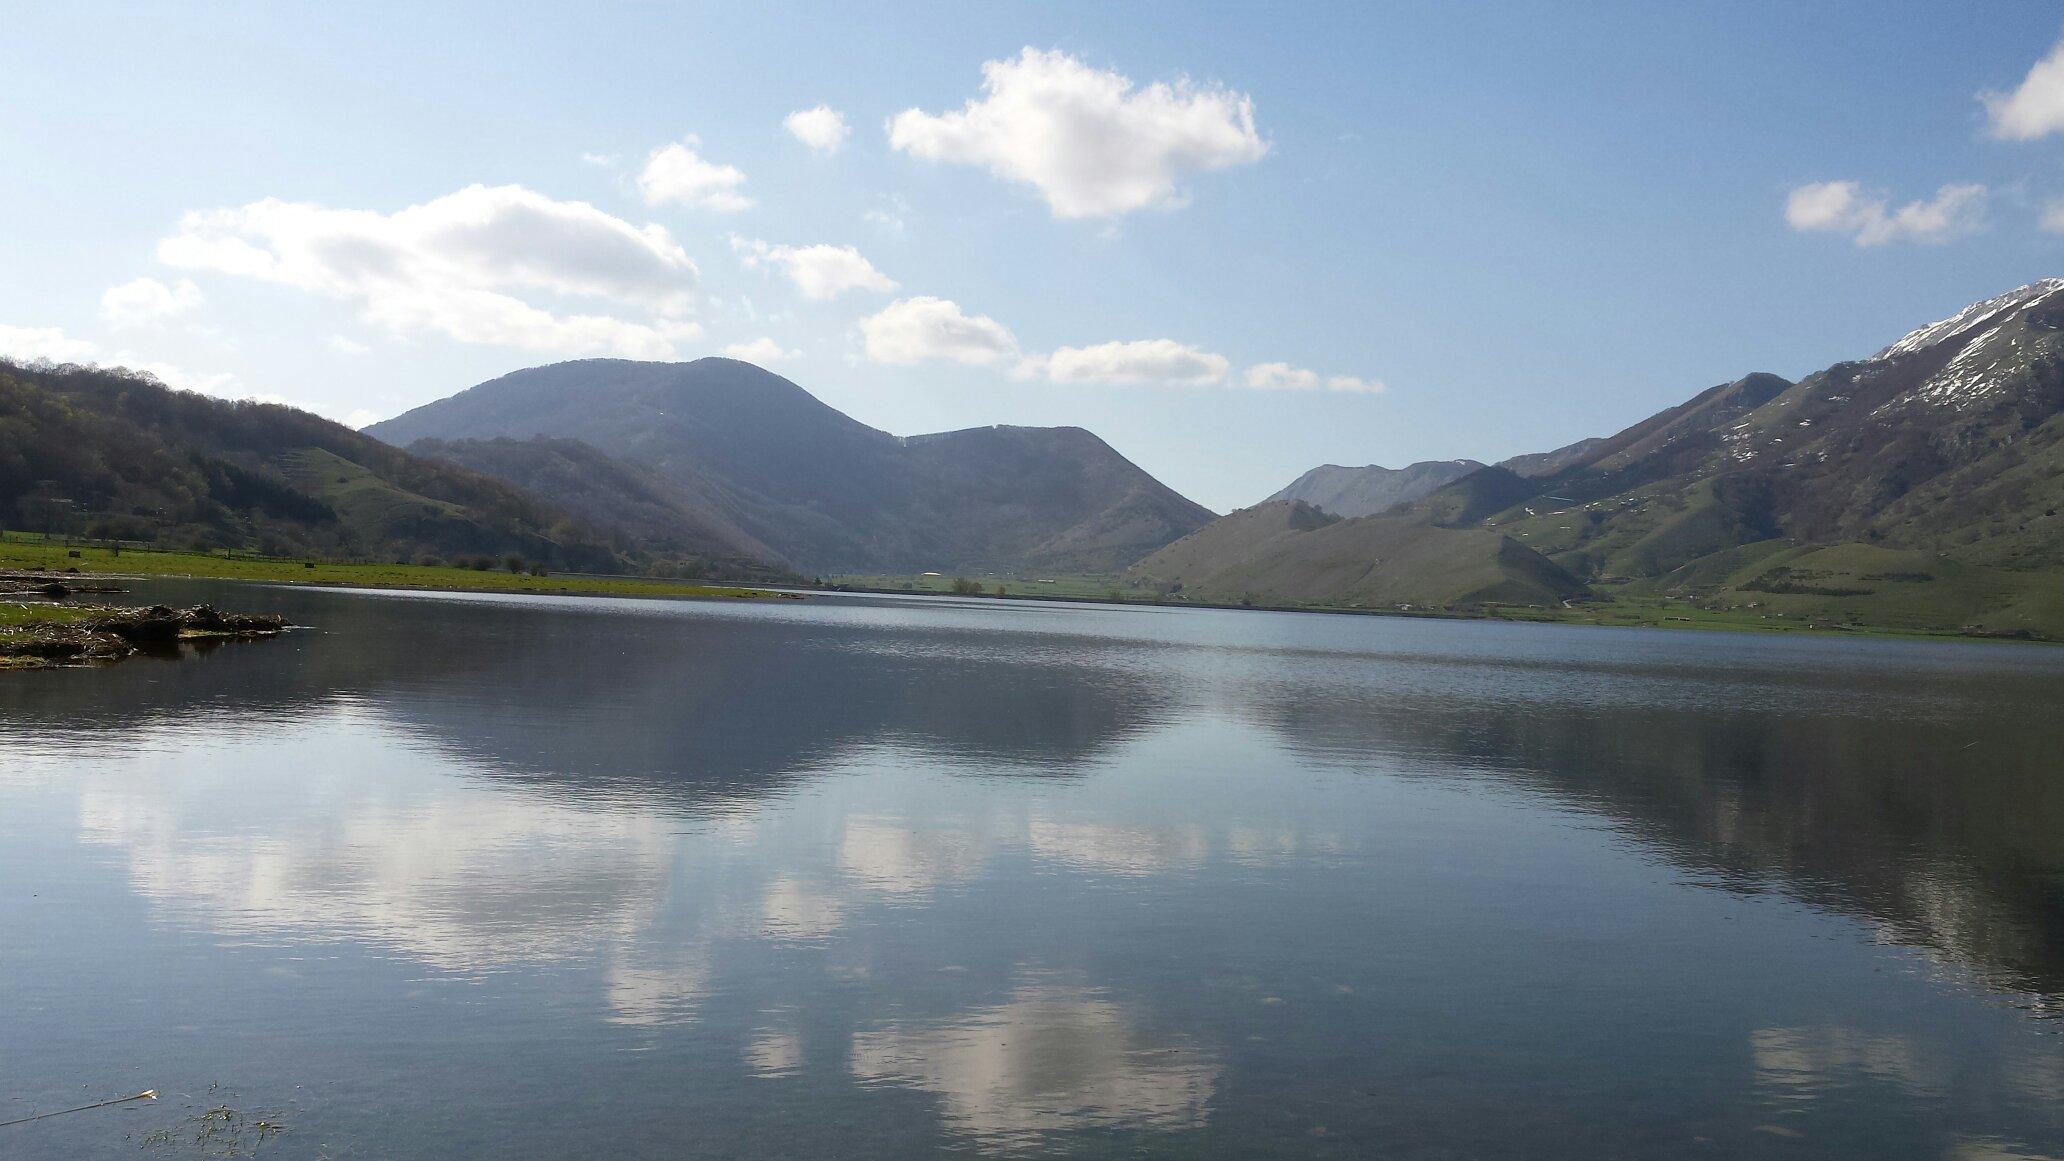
left=850, top=980, right=1217, bottom=1145
left=10, top=584, right=2064, bottom=1156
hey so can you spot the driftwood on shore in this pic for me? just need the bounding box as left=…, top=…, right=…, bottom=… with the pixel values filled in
left=0, top=604, right=292, bottom=670
left=0, top=569, right=130, bottom=600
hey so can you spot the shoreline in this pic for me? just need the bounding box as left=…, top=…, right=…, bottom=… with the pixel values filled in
left=0, top=538, right=796, bottom=604
left=3, top=538, right=2046, bottom=647
left=820, top=581, right=2051, bottom=646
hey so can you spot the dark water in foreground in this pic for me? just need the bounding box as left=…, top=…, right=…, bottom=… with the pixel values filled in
left=4, top=582, right=2064, bottom=1159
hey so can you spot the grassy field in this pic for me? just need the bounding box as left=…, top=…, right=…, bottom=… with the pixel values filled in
left=833, top=571, right=1142, bottom=601
left=1474, top=593, right=1962, bottom=639
left=837, top=566, right=2048, bottom=642
left=0, top=601, right=107, bottom=627
left=0, top=534, right=788, bottom=601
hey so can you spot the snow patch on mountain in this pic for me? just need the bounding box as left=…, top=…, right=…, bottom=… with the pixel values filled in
left=1872, top=279, right=2064, bottom=362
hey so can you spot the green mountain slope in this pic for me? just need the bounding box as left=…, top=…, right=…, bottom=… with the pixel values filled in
left=1482, top=281, right=2064, bottom=634
left=1131, top=499, right=1588, bottom=608
left=1216, top=279, right=2064, bottom=636
left=368, top=358, right=1215, bottom=574
left=0, top=360, right=646, bottom=570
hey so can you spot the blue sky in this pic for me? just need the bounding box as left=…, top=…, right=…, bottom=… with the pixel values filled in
left=7, top=1, right=2064, bottom=511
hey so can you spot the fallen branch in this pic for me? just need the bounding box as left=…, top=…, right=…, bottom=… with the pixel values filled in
left=0, top=1090, right=157, bottom=1128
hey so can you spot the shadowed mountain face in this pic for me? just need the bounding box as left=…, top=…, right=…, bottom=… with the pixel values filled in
left=1265, top=459, right=1486, bottom=518
left=406, top=435, right=784, bottom=576
left=1164, top=280, right=2064, bottom=630
left=369, top=358, right=1215, bottom=574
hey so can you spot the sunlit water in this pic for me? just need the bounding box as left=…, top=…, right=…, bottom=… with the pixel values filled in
left=5, top=581, right=2064, bottom=1158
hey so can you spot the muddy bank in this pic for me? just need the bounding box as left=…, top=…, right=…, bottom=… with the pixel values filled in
left=0, top=603, right=292, bottom=670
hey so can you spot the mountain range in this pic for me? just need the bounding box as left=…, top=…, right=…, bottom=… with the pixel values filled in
left=1266, top=459, right=1487, bottom=518
left=368, top=358, right=1214, bottom=574
left=1141, top=278, right=2064, bottom=636
left=11, top=278, right=2064, bottom=636
left=1262, top=442, right=1613, bottom=522
left=4, top=356, right=1214, bottom=580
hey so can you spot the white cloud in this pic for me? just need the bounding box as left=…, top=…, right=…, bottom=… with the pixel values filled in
left=864, top=207, right=907, bottom=239
left=1047, top=338, right=1228, bottom=385
left=326, top=334, right=371, bottom=355
left=888, top=47, right=1268, bottom=218
left=1783, top=181, right=1986, bottom=246
left=100, top=277, right=204, bottom=328
left=784, top=105, right=851, bottom=154
left=580, top=152, right=618, bottom=167
left=344, top=408, right=382, bottom=429
left=2042, top=201, right=2064, bottom=234
left=864, top=194, right=912, bottom=241
left=0, top=324, right=99, bottom=366
left=159, top=184, right=701, bottom=358
left=1984, top=36, right=2064, bottom=140
left=1244, top=362, right=1385, bottom=394
left=1243, top=361, right=1318, bottom=390
left=850, top=303, right=1363, bottom=394
left=858, top=296, right=1018, bottom=365
left=731, top=236, right=896, bottom=300
left=636, top=135, right=752, bottom=211
left=0, top=326, right=379, bottom=424
left=722, top=336, right=800, bottom=363
left=0, top=323, right=240, bottom=394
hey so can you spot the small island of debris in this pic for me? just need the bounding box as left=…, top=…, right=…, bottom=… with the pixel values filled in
left=1, top=573, right=292, bottom=669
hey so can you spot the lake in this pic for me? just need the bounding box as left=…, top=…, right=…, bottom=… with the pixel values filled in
left=4, top=582, right=2063, bottom=1158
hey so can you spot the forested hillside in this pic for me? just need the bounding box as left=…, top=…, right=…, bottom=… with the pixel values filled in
left=0, top=360, right=742, bottom=573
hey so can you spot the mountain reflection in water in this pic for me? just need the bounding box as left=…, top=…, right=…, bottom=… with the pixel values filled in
left=4, top=581, right=2063, bottom=1159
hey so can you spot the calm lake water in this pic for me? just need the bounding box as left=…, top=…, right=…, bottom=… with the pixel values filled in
left=5, top=582, right=2064, bottom=1158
